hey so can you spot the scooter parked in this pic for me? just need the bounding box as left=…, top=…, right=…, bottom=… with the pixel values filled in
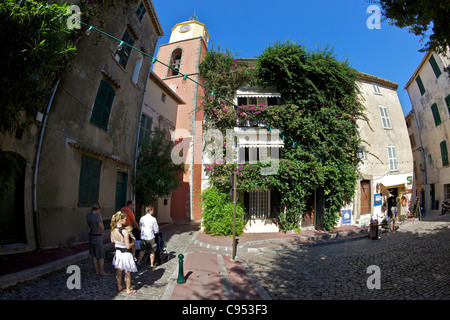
left=441, top=200, right=450, bottom=215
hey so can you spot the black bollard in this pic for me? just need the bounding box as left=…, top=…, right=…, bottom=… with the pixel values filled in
left=177, top=253, right=185, bottom=284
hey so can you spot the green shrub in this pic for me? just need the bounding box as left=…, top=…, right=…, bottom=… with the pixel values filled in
left=200, top=187, right=246, bottom=236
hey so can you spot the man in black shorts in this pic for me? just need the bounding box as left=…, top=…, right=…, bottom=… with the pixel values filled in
left=137, top=206, right=159, bottom=268
left=86, top=204, right=109, bottom=275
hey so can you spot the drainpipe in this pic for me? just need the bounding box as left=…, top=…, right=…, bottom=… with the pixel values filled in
left=411, top=109, right=427, bottom=206
left=134, top=49, right=158, bottom=217
left=33, top=78, right=61, bottom=250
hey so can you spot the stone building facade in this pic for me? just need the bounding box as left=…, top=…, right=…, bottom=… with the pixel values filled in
left=404, top=50, right=450, bottom=213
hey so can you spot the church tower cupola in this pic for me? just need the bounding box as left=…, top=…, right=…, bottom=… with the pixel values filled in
left=169, top=17, right=209, bottom=46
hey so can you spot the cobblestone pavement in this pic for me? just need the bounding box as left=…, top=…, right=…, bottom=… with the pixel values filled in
left=0, top=224, right=200, bottom=300
left=246, top=220, right=450, bottom=300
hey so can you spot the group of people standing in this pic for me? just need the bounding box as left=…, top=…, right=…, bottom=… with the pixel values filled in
left=85, top=201, right=159, bottom=295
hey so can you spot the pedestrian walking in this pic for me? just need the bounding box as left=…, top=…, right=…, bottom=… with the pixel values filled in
left=121, top=200, right=140, bottom=231
left=110, top=211, right=138, bottom=295
left=136, top=206, right=159, bottom=269
left=86, top=204, right=110, bottom=276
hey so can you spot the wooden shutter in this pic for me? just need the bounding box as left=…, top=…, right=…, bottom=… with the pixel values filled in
left=429, top=55, right=442, bottom=78
left=445, top=94, right=450, bottom=114
left=416, top=75, right=426, bottom=95
left=440, top=141, right=449, bottom=167
left=78, top=155, right=102, bottom=207
left=91, top=80, right=115, bottom=130
left=119, top=31, right=135, bottom=69
left=115, top=171, right=128, bottom=211
left=139, top=114, right=153, bottom=145
left=388, top=146, right=398, bottom=171
left=431, top=103, right=441, bottom=126
left=379, top=106, right=391, bottom=128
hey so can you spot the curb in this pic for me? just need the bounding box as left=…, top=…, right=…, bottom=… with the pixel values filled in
left=0, top=243, right=114, bottom=290
left=193, top=228, right=370, bottom=253
left=193, top=219, right=416, bottom=254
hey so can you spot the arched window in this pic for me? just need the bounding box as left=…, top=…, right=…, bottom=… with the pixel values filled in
left=168, top=48, right=182, bottom=77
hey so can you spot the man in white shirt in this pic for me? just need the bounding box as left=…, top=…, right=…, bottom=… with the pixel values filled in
left=137, top=206, right=159, bottom=268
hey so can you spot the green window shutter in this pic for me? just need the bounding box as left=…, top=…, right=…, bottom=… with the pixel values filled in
left=440, top=141, right=449, bottom=167
left=78, top=155, right=102, bottom=207
left=139, top=114, right=153, bottom=145
left=115, top=171, right=128, bottom=212
left=429, top=55, right=442, bottom=78
left=118, top=30, right=135, bottom=69
left=91, top=80, right=115, bottom=130
left=445, top=94, right=450, bottom=114
left=136, top=2, right=146, bottom=22
left=416, top=75, right=426, bottom=96
left=431, top=103, right=442, bottom=126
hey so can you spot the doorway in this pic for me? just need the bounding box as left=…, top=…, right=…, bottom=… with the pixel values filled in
left=0, top=153, right=26, bottom=245
left=360, top=180, right=371, bottom=215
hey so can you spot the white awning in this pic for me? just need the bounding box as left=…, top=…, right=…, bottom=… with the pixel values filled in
left=236, top=86, right=281, bottom=98
left=238, top=144, right=284, bottom=148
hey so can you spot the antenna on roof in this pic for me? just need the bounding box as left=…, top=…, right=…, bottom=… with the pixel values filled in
left=189, top=11, right=198, bottom=21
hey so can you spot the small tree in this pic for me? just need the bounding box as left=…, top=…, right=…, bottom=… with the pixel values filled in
left=134, top=127, right=185, bottom=219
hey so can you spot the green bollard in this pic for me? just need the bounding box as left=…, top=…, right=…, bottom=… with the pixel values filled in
left=177, top=253, right=185, bottom=284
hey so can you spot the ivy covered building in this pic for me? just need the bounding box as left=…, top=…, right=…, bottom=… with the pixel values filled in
left=150, top=17, right=414, bottom=233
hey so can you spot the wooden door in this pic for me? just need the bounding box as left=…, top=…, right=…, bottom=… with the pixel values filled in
left=360, top=180, right=371, bottom=215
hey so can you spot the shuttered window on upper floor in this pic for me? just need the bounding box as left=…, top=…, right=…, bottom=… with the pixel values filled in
left=139, top=114, right=153, bottom=145
left=91, top=80, right=116, bottom=130
left=387, top=146, right=398, bottom=172
left=114, top=30, right=135, bottom=69
left=136, top=2, right=146, bottom=22
left=440, top=141, right=449, bottom=167
left=445, top=94, right=450, bottom=115
left=431, top=103, right=442, bottom=126
left=378, top=106, right=391, bottom=129
left=429, top=55, right=442, bottom=78
left=416, top=75, right=426, bottom=96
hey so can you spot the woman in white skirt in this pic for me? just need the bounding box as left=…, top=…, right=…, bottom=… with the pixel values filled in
left=110, top=211, right=138, bottom=295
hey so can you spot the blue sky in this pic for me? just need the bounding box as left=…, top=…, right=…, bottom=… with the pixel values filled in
left=153, top=0, right=428, bottom=116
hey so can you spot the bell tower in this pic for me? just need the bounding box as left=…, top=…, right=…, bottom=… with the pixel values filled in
left=152, top=17, right=209, bottom=222
left=169, top=16, right=209, bottom=45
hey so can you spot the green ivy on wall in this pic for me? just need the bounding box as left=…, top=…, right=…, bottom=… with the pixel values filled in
left=199, top=41, right=368, bottom=231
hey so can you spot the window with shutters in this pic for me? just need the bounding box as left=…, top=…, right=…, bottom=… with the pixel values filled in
left=78, top=155, right=102, bottom=207
left=139, top=114, right=152, bottom=145
left=445, top=94, right=450, bottom=115
left=387, top=146, right=398, bottom=171
left=114, top=30, right=135, bottom=69
left=431, top=103, right=442, bottom=126
left=115, top=171, right=128, bottom=212
left=378, top=106, right=392, bottom=129
left=136, top=2, right=146, bottom=22
left=429, top=55, right=442, bottom=78
left=416, top=75, right=426, bottom=96
left=440, top=141, right=449, bottom=167
left=91, top=80, right=116, bottom=130
left=372, top=83, right=381, bottom=94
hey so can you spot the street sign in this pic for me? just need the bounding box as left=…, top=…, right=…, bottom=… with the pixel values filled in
left=229, top=189, right=239, bottom=202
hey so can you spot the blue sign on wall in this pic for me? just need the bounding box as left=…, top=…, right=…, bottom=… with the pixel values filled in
left=342, top=209, right=352, bottom=226
left=374, top=193, right=382, bottom=207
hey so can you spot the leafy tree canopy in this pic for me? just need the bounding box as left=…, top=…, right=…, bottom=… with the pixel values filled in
left=375, top=0, right=450, bottom=58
